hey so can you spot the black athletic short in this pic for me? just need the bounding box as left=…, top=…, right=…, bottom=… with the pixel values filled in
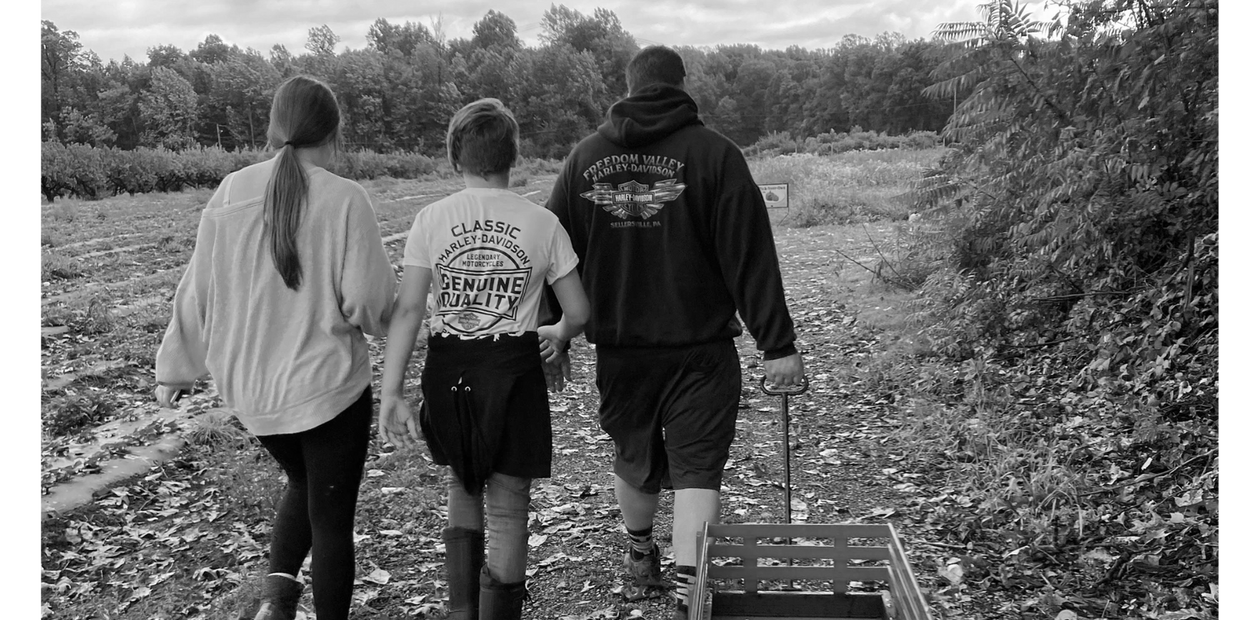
left=596, top=339, right=741, bottom=493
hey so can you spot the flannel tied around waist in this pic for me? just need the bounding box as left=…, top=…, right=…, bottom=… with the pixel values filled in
left=419, top=332, right=550, bottom=494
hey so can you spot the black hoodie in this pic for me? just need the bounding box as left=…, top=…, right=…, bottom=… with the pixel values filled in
left=545, top=84, right=797, bottom=359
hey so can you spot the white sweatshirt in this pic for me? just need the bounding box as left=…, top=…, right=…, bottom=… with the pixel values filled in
left=156, top=157, right=397, bottom=435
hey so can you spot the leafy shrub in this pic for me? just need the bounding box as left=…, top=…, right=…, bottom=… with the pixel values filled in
left=42, top=143, right=108, bottom=201
left=108, top=147, right=167, bottom=195
left=893, top=5, right=1218, bottom=615
left=751, top=131, right=799, bottom=155
left=42, top=143, right=442, bottom=200
left=744, top=128, right=941, bottom=158
left=44, top=390, right=115, bottom=437
left=909, top=0, right=1217, bottom=399
left=514, top=157, right=562, bottom=177
left=384, top=151, right=437, bottom=179
left=179, top=147, right=240, bottom=188
left=335, top=148, right=388, bottom=180
left=903, top=131, right=939, bottom=150
left=739, top=127, right=942, bottom=157
left=331, top=148, right=439, bottom=181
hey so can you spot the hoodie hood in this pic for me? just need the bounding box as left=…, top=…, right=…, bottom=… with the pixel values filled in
left=598, top=84, right=703, bottom=148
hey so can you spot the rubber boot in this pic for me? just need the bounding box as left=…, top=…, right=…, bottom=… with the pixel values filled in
left=444, top=527, right=485, bottom=620
left=252, top=573, right=303, bottom=620
left=479, top=565, right=527, bottom=620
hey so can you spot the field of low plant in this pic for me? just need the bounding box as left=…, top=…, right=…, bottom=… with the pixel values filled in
left=749, top=149, right=946, bottom=226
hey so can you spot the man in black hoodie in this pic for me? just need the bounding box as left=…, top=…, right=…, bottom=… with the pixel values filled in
left=543, top=45, right=804, bottom=618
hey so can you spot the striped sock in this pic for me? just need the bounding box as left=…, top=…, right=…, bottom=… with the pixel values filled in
left=675, top=565, right=698, bottom=611
left=626, top=525, right=655, bottom=557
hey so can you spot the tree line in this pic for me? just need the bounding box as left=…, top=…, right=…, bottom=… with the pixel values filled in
left=41, top=6, right=962, bottom=159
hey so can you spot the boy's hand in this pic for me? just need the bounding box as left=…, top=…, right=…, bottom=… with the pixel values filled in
left=537, top=325, right=567, bottom=363
left=379, top=394, right=422, bottom=449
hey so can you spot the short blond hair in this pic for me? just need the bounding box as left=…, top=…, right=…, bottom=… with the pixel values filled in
left=446, top=98, right=519, bottom=177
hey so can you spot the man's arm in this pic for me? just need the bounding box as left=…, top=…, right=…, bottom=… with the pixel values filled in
left=710, top=147, right=804, bottom=387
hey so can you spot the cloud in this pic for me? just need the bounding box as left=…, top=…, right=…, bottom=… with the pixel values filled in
left=41, top=0, right=1047, bottom=63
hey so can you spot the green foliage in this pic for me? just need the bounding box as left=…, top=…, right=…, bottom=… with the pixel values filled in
left=538, top=5, right=637, bottom=101
left=41, top=143, right=444, bottom=201
left=892, top=2, right=1219, bottom=617
left=44, top=390, right=116, bottom=437
left=80, top=297, right=116, bottom=335
left=42, top=142, right=109, bottom=201
left=748, top=148, right=945, bottom=227
left=45, top=144, right=233, bottom=200
left=332, top=148, right=437, bottom=180
left=59, top=108, right=117, bottom=147
left=138, top=67, right=200, bottom=150
left=513, top=156, right=562, bottom=177
left=910, top=0, right=1217, bottom=401
left=746, top=127, right=942, bottom=158
left=42, top=12, right=964, bottom=160
left=42, top=252, right=84, bottom=280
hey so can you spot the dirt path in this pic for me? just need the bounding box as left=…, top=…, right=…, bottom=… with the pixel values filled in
left=340, top=222, right=921, bottom=620
left=41, top=188, right=933, bottom=618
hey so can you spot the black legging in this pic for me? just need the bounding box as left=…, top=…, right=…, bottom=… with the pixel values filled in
left=256, top=386, right=373, bottom=620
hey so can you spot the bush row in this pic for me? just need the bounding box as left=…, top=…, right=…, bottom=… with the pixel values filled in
left=41, top=142, right=439, bottom=202
left=743, top=128, right=941, bottom=158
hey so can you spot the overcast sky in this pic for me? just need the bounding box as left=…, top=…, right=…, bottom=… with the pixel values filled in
left=40, top=0, right=1067, bottom=64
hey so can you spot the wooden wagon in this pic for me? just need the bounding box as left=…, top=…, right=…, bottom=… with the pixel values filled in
left=688, top=522, right=932, bottom=620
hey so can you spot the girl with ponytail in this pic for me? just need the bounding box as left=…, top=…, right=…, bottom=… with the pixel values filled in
left=154, top=75, right=396, bottom=620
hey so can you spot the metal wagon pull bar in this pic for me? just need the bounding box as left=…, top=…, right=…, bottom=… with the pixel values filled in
left=759, top=376, right=809, bottom=589
left=759, top=376, right=808, bottom=527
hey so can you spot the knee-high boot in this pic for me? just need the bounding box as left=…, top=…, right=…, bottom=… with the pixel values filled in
left=444, top=527, right=485, bottom=620
left=479, top=565, right=526, bottom=620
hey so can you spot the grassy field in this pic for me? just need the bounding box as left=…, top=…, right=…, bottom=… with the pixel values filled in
left=749, top=149, right=944, bottom=227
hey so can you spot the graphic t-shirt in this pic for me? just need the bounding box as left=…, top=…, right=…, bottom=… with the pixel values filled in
left=403, top=187, right=578, bottom=338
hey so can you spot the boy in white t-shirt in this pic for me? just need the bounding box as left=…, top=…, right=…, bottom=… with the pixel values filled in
left=379, top=98, right=589, bottom=619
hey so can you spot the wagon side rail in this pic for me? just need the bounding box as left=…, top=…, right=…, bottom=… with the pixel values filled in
left=885, top=527, right=932, bottom=620
left=690, top=522, right=932, bottom=620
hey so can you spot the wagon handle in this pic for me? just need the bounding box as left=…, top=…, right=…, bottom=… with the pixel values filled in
left=759, top=376, right=808, bottom=589
left=758, top=376, right=808, bottom=396
left=759, top=376, right=807, bottom=526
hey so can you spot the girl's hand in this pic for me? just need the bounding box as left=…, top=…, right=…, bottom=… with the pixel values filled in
left=379, top=394, right=422, bottom=449
left=155, top=385, right=186, bottom=408
left=542, top=352, right=571, bottom=392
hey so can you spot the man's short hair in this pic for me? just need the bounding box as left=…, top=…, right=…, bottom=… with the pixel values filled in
left=446, top=98, right=519, bottom=177
left=626, top=45, right=686, bottom=94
